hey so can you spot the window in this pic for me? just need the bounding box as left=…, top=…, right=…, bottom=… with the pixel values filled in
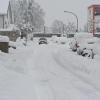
left=95, top=8, right=100, bottom=15
left=96, top=28, right=100, bottom=32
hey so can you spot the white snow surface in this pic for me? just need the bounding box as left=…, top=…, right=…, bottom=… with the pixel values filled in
left=0, top=40, right=100, bottom=100
left=0, top=35, right=9, bottom=42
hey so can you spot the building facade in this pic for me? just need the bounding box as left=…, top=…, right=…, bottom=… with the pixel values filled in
left=88, top=5, right=100, bottom=35
left=0, top=14, right=8, bottom=29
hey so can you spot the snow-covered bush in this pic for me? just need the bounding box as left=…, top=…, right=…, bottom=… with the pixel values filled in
left=57, top=37, right=67, bottom=44
left=51, top=36, right=58, bottom=43
left=69, top=39, right=79, bottom=51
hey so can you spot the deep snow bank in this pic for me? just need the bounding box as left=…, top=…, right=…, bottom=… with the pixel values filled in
left=54, top=48, right=100, bottom=92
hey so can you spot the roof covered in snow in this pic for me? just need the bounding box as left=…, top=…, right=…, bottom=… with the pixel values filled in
left=0, top=35, right=9, bottom=42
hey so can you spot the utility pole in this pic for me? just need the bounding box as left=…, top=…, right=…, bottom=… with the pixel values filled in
left=44, top=26, right=46, bottom=34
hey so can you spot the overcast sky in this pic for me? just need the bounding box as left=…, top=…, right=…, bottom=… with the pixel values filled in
left=36, top=0, right=100, bottom=29
left=0, top=0, right=100, bottom=29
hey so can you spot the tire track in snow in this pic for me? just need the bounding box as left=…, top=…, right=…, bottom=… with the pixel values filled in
left=27, top=45, right=100, bottom=100
left=34, top=82, right=55, bottom=100
left=53, top=51, right=100, bottom=93
left=26, top=47, right=56, bottom=100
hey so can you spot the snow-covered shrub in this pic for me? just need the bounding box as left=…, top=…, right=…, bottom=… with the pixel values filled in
left=51, top=36, right=58, bottom=43
left=81, top=49, right=95, bottom=59
left=69, top=39, right=79, bottom=51
left=57, top=37, right=67, bottom=44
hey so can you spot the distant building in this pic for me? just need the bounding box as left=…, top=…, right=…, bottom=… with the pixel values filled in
left=0, top=1, right=14, bottom=29
left=88, top=5, right=100, bottom=35
left=0, top=1, right=20, bottom=41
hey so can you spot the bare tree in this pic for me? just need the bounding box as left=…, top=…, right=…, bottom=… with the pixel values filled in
left=84, top=23, right=88, bottom=32
left=66, top=22, right=76, bottom=33
left=52, top=20, right=65, bottom=34
left=10, top=0, right=45, bottom=32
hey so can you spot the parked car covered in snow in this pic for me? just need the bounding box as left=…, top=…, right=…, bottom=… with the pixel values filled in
left=38, top=37, right=48, bottom=45
left=81, top=48, right=95, bottom=59
left=69, top=32, right=99, bottom=58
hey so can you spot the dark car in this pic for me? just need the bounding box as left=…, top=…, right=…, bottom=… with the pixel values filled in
left=39, top=37, right=48, bottom=45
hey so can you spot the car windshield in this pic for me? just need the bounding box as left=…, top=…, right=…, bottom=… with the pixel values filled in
left=39, top=38, right=46, bottom=40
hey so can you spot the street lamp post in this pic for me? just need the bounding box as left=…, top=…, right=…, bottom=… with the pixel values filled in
left=64, top=11, right=78, bottom=32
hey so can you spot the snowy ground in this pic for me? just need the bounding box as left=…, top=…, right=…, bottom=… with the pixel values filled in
left=0, top=40, right=100, bottom=100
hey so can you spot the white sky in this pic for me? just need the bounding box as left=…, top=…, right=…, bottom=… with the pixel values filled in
left=36, top=0, right=100, bottom=29
left=0, top=0, right=9, bottom=13
left=0, top=0, right=100, bottom=29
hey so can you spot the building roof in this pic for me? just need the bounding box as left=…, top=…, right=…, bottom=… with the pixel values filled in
left=0, top=13, right=7, bottom=16
left=88, top=4, right=100, bottom=9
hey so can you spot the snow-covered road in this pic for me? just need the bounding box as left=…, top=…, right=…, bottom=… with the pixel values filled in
left=0, top=43, right=100, bottom=100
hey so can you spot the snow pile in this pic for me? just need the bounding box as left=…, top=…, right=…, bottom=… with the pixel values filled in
left=50, top=35, right=58, bottom=43
left=57, top=37, right=68, bottom=44
left=0, top=35, right=9, bottom=42
left=93, top=43, right=100, bottom=56
left=15, top=38, right=27, bottom=47
left=50, top=36, right=68, bottom=44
